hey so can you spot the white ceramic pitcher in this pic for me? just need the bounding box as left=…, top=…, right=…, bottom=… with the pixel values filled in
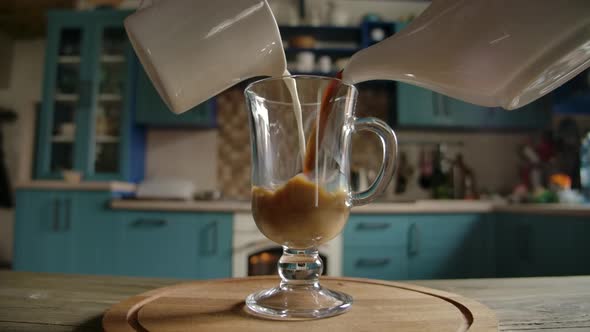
left=344, top=0, right=590, bottom=110
left=124, top=0, right=286, bottom=114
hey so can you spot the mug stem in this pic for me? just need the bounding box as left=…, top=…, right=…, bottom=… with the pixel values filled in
left=351, top=117, right=398, bottom=206
left=278, top=247, right=323, bottom=287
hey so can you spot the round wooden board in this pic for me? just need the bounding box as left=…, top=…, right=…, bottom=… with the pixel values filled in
left=103, top=276, right=498, bottom=332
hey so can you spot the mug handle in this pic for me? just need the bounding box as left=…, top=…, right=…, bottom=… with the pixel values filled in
left=351, top=117, right=398, bottom=206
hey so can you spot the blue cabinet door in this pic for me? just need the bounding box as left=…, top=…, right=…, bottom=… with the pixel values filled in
left=115, top=211, right=232, bottom=279
left=397, top=83, right=443, bottom=127
left=14, top=189, right=120, bottom=274
left=343, top=246, right=407, bottom=280
left=36, top=14, right=94, bottom=179
left=496, top=214, right=588, bottom=277
left=195, top=214, right=233, bottom=279
left=441, top=96, right=488, bottom=128
left=115, top=211, right=199, bottom=278
left=343, top=215, right=408, bottom=279
left=487, top=97, right=552, bottom=129
left=13, top=190, right=74, bottom=273
left=83, top=11, right=143, bottom=181
left=69, top=191, right=120, bottom=275
left=135, top=63, right=216, bottom=127
left=37, top=10, right=144, bottom=182
left=344, top=215, right=408, bottom=247
left=406, top=214, right=493, bottom=279
left=397, top=84, right=490, bottom=128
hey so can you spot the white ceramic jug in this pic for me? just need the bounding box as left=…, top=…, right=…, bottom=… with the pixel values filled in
left=124, top=0, right=286, bottom=114
left=344, top=0, right=590, bottom=109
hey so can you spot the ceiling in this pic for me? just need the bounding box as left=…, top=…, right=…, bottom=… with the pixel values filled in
left=0, top=0, right=75, bottom=39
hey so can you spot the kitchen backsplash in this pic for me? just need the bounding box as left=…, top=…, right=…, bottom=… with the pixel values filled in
left=216, top=88, right=252, bottom=199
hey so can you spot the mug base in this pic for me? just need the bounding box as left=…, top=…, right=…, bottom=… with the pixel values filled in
left=245, top=283, right=353, bottom=320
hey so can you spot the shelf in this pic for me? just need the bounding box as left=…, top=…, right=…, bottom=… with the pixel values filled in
left=58, top=56, right=81, bottom=64
left=284, top=47, right=359, bottom=57
left=101, top=55, right=126, bottom=63
left=96, top=135, right=120, bottom=143
left=52, top=135, right=120, bottom=143
left=55, top=93, right=79, bottom=102
left=98, top=94, right=122, bottom=102
left=279, top=26, right=361, bottom=42
left=52, top=135, right=75, bottom=143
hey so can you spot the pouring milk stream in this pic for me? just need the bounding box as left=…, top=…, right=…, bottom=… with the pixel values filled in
left=125, top=0, right=590, bottom=172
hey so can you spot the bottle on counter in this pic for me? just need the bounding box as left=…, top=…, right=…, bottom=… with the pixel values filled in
left=451, top=153, right=478, bottom=200
left=431, top=145, right=453, bottom=199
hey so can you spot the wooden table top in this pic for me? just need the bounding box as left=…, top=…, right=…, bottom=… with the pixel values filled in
left=1, top=271, right=589, bottom=331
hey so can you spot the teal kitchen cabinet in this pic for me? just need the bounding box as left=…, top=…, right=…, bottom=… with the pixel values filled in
left=115, top=211, right=232, bottom=279
left=71, top=191, right=121, bottom=275
left=343, top=246, right=407, bottom=280
left=397, top=85, right=488, bottom=128
left=13, top=189, right=118, bottom=274
left=14, top=190, right=73, bottom=273
left=485, top=98, right=552, bottom=129
left=36, top=10, right=144, bottom=182
left=495, top=214, right=590, bottom=277
left=396, top=84, right=551, bottom=129
left=397, top=83, right=447, bottom=127
left=14, top=189, right=233, bottom=279
left=343, top=215, right=408, bottom=279
left=135, top=63, right=216, bottom=127
left=343, top=214, right=494, bottom=280
left=406, top=214, right=494, bottom=279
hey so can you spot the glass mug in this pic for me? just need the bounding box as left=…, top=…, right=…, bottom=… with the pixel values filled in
left=244, top=75, right=398, bottom=320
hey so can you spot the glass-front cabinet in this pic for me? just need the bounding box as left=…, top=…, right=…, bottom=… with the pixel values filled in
left=36, top=10, right=143, bottom=181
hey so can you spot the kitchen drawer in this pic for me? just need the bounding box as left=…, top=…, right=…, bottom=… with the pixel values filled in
left=406, top=214, right=493, bottom=279
left=116, top=212, right=199, bottom=278
left=343, top=246, right=407, bottom=280
left=406, top=214, right=486, bottom=250
left=344, top=215, right=408, bottom=247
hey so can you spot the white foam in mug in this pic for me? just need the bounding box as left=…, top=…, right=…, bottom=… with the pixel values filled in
left=125, top=0, right=287, bottom=114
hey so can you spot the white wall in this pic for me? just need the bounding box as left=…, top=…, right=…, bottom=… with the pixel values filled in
left=0, top=40, right=46, bottom=264
left=145, top=129, right=218, bottom=191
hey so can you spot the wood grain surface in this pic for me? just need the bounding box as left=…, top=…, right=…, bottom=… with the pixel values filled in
left=103, top=277, right=497, bottom=331
left=1, top=271, right=589, bottom=331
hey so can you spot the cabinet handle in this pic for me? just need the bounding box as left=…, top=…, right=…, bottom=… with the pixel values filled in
left=441, top=96, right=450, bottom=116
left=432, top=93, right=439, bottom=116
left=131, top=219, right=168, bottom=227
left=407, top=223, right=419, bottom=256
left=356, top=258, right=391, bottom=267
left=53, top=198, right=60, bottom=232
left=64, top=198, right=72, bottom=231
left=202, top=222, right=218, bottom=256
left=357, top=222, right=391, bottom=230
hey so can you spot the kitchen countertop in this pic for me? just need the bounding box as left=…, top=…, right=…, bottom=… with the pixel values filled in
left=16, top=180, right=136, bottom=192
left=0, top=271, right=588, bottom=331
left=110, top=199, right=590, bottom=216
